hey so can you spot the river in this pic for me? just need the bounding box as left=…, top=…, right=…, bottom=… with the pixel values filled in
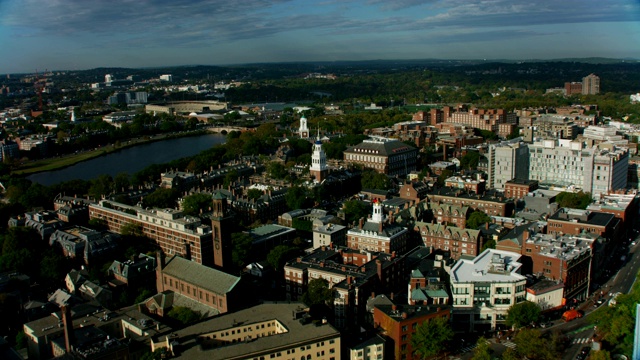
left=27, top=133, right=227, bottom=186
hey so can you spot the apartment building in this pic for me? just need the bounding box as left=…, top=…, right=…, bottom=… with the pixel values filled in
left=89, top=200, right=215, bottom=266
left=450, top=249, right=527, bottom=332
left=414, top=221, right=482, bottom=260
left=344, top=138, right=418, bottom=176
left=504, top=179, right=539, bottom=200
left=444, top=105, right=517, bottom=135
left=427, top=188, right=515, bottom=217
left=486, top=139, right=529, bottom=190
left=582, top=74, right=600, bottom=95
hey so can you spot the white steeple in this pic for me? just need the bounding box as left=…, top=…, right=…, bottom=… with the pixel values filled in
left=299, top=116, right=309, bottom=139
left=310, top=127, right=327, bottom=182
left=371, top=199, right=384, bottom=223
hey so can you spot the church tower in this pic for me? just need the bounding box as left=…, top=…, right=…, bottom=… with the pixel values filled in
left=211, top=191, right=233, bottom=270
left=299, top=116, right=309, bottom=139
left=310, top=129, right=328, bottom=182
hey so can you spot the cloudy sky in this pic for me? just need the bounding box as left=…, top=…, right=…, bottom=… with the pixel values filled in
left=1, top=0, right=639, bottom=74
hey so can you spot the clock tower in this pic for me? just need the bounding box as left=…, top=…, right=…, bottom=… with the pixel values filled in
left=211, top=191, right=233, bottom=270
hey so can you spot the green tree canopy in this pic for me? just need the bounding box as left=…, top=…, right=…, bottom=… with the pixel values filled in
left=511, top=328, right=558, bottom=360
left=231, top=232, right=254, bottom=268
left=302, top=278, right=333, bottom=307
left=285, top=186, right=312, bottom=210
left=268, top=161, right=288, bottom=179
left=466, top=210, right=492, bottom=229
left=181, top=193, right=212, bottom=216
left=361, top=169, right=391, bottom=190
left=460, top=151, right=480, bottom=170
left=342, top=200, right=371, bottom=226
left=141, top=188, right=180, bottom=209
left=506, top=301, right=541, bottom=329
left=410, top=316, right=454, bottom=359
left=266, top=245, right=300, bottom=271
left=167, top=306, right=201, bottom=325
left=470, top=337, right=491, bottom=360
left=246, top=188, right=264, bottom=200
left=556, top=191, right=592, bottom=209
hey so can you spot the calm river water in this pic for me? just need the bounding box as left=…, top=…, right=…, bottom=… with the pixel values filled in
left=27, top=133, right=226, bottom=186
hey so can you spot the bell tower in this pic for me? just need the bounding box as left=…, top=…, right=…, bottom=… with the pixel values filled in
left=310, top=128, right=328, bottom=182
left=211, top=191, right=233, bottom=270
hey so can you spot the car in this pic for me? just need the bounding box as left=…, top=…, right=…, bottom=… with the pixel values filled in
left=540, top=322, right=552, bottom=328
left=632, top=241, right=637, bottom=246
left=596, top=298, right=605, bottom=305
left=581, top=346, right=591, bottom=356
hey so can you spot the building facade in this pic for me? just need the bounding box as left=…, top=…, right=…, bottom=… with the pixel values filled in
left=344, top=138, right=418, bottom=176
left=486, top=139, right=529, bottom=190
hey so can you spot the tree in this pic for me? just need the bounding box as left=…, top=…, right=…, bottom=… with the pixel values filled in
left=460, top=151, right=480, bottom=170
left=121, top=223, right=145, bottom=238
left=466, top=210, right=491, bottom=229
left=506, top=301, right=541, bottom=329
left=589, top=350, right=612, bottom=360
left=436, top=169, right=453, bottom=186
left=167, top=306, right=201, bottom=325
left=246, top=188, right=264, bottom=200
left=511, top=328, right=557, bottom=360
left=302, top=278, right=333, bottom=307
left=268, top=161, right=288, bottom=179
left=361, top=169, right=391, bottom=190
left=285, top=186, right=311, bottom=210
left=342, top=200, right=371, bottom=226
left=231, top=232, right=253, bottom=268
left=555, top=191, right=592, bottom=209
left=266, top=245, right=300, bottom=271
left=470, top=337, right=491, bottom=360
left=181, top=193, right=212, bottom=216
left=142, top=188, right=179, bottom=209
left=410, top=316, right=453, bottom=359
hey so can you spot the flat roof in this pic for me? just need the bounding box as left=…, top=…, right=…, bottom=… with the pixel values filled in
left=451, top=249, right=525, bottom=283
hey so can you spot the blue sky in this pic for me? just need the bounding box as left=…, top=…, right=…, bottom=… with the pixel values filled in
left=1, top=0, right=639, bottom=74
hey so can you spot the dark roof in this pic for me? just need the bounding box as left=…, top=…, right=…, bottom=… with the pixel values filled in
left=548, top=208, right=615, bottom=227
left=351, top=334, right=386, bottom=350
left=374, top=304, right=450, bottom=322
left=162, top=256, right=240, bottom=295
left=345, top=139, right=417, bottom=156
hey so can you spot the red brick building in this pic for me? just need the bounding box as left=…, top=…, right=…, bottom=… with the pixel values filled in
left=504, top=179, right=539, bottom=200
left=414, top=221, right=483, bottom=260
left=373, top=304, right=451, bottom=360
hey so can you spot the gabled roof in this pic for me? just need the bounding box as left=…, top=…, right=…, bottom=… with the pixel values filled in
left=162, top=256, right=240, bottom=296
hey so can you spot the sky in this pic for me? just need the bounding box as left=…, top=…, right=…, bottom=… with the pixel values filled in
left=1, top=0, right=639, bottom=74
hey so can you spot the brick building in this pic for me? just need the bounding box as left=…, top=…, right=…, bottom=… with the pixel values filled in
left=155, top=254, right=241, bottom=315
left=344, top=138, right=418, bottom=176
left=414, top=222, right=482, bottom=260
left=427, top=188, right=515, bottom=217
left=504, top=179, right=539, bottom=200
left=89, top=200, right=215, bottom=266
left=373, top=304, right=451, bottom=360
left=347, top=201, right=410, bottom=255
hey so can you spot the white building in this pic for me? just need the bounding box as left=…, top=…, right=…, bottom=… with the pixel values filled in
left=450, top=249, right=527, bottom=331
left=299, top=116, right=309, bottom=139
left=159, top=74, right=173, bottom=82
left=486, top=138, right=529, bottom=190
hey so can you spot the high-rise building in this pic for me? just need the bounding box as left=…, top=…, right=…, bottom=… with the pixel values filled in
left=486, top=138, right=529, bottom=190
left=582, top=74, right=600, bottom=95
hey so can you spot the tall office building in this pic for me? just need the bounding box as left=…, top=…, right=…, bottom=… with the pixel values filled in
left=582, top=74, right=600, bottom=95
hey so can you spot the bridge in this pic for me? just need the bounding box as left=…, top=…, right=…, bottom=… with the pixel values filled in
left=207, top=126, right=253, bottom=134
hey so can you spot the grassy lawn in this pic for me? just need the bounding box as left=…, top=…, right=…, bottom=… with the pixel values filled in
left=14, top=147, right=115, bottom=175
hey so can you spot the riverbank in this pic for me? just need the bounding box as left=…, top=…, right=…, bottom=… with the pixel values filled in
left=13, top=130, right=212, bottom=176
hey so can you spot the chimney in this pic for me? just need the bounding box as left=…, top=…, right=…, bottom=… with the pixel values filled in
left=156, top=250, right=165, bottom=270
left=297, top=257, right=302, bottom=263
left=371, top=292, right=376, bottom=299
left=390, top=292, right=394, bottom=300
left=379, top=222, right=383, bottom=233
left=61, top=305, right=74, bottom=353
left=523, top=229, right=530, bottom=241
left=376, top=259, right=382, bottom=280
left=402, top=312, right=408, bottom=319
left=347, top=276, right=352, bottom=284
left=359, top=217, right=364, bottom=229
left=392, top=304, right=397, bottom=311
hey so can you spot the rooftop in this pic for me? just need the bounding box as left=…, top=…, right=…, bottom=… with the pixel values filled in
left=162, top=256, right=240, bottom=296
left=170, top=303, right=340, bottom=360
left=451, top=249, right=525, bottom=283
